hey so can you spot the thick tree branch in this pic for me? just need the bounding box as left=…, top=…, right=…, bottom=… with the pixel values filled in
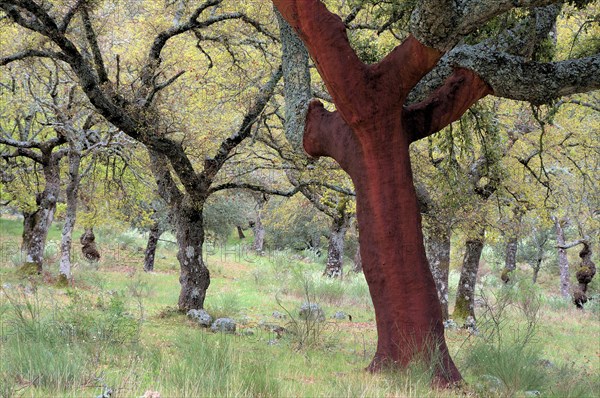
left=208, top=182, right=301, bottom=197
left=302, top=100, right=357, bottom=173
left=411, top=0, right=566, bottom=51
left=148, top=149, right=184, bottom=210
left=272, top=0, right=368, bottom=118
left=408, top=4, right=561, bottom=104
left=81, top=6, right=108, bottom=84
left=59, top=0, right=85, bottom=33
left=0, top=49, right=67, bottom=65
left=276, top=9, right=311, bottom=153
left=404, top=69, right=492, bottom=142
left=453, top=50, right=600, bottom=104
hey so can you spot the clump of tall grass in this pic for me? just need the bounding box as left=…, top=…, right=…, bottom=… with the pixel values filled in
left=206, top=291, right=243, bottom=319
left=0, top=285, right=141, bottom=397
left=155, top=331, right=280, bottom=397
left=461, top=280, right=547, bottom=396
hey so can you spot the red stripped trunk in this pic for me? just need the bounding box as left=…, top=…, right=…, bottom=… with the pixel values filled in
left=274, top=0, right=491, bottom=386
left=343, top=128, right=458, bottom=382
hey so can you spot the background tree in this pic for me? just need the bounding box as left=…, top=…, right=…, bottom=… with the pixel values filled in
left=0, top=0, right=288, bottom=311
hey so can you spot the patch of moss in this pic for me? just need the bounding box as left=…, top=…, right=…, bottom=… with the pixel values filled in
left=55, top=273, right=70, bottom=288
left=453, top=296, right=470, bottom=323
left=17, top=262, right=40, bottom=276
left=501, top=268, right=512, bottom=283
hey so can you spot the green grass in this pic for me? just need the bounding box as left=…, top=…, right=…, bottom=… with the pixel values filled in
left=1, top=216, right=599, bottom=397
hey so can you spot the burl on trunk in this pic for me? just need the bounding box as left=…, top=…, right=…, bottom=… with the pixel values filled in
left=273, top=0, right=491, bottom=385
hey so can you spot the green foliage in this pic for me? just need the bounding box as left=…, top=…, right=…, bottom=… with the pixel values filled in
left=264, top=196, right=328, bottom=252
left=204, top=193, right=253, bottom=243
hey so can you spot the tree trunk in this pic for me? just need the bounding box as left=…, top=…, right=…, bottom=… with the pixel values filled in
left=236, top=225, right=246, bottom=239
left=353, top=244, right=362, bottom=273
left=502, top=238, right=518, bottom=283
left=251, top=195, right=267, bottom=253
left=350, top=140, right=458, bottom=380
left=323, top=213, right=350, bottom=278
left=21, top=211, right=35, bottom=253
left=453, top=229, right=484, bottom=323
left=80, top=228, right=100, bottom=261
left=174, top=200, right=210, bottom=312
left=424, top=221, right=452, bottom=320
left=143, top=221, right=163, bottom=272
left=274, top=1, right=492, bottom=384
left=304, top=107, right=461, bottom=380
left=532, top=257, right=542, bottom=284
left=59, top=147, right=82, bottom=283
left=553, top=216, right=571, bottom=298
left=501, top=207, right=523, bottom=283
left=21, top=162, right=60, bottom=272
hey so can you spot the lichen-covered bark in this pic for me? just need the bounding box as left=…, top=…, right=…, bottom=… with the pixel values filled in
left=59, top=146, right=82, bottom=282
left=21, top=161, right=60, bottom=272
left=148, top=150, right=208, bottom=311
left=410, top=0, right=563, bottom=52
left=143, top=221, right=163, bottom=272
left=553, top=216, right=571, bottom=298
left=501, top=238, right=518, bottom=283
left=251, top=197, right=266, bottom=253
left=453, top=231, right=485, bottom=323
left=423, top=221, right=451, bottom=319
left=275, top=9, right=311, bottom=152
left=175, top=200, right=210, bottom=312
left=323, top=212, right=350, bottom=278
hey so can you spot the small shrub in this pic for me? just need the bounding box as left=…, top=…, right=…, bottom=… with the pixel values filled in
left=277, top=277, right=337, bottom=350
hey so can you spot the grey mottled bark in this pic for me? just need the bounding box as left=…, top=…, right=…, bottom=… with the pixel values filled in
left=411, top=0, right=566, bottom=51
left=502, top=239, right=518, bottom=282
left=275, top=8, right=311, bottom=152
left=409, top=4, right=578, bottom=105
left=143, top=221, right=163, bottom=272
left=59, top=145, right=82, bottom=281
left=451, top=48, right=600, bottom=105
left=553, top=216, right=571, bottom=298
left=175, top=199, right=210, bottom=311
left=251, top=194, right=267, bottom=253
left=501, top=207, right=524, bottom=283
left=453, top=229, right=485, bottom=322
left=324, top=212, right=351, bottom=278
left=424, top=221, right=452, bottom=320
left=22, top=162, right=60, bottom=272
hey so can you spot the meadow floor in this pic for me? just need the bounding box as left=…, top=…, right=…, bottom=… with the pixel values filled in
left=1, top=217, right=599, bottom=397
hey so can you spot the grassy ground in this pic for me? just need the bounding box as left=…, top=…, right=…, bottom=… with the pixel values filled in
left=1, top=216, right=599, bottom=397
